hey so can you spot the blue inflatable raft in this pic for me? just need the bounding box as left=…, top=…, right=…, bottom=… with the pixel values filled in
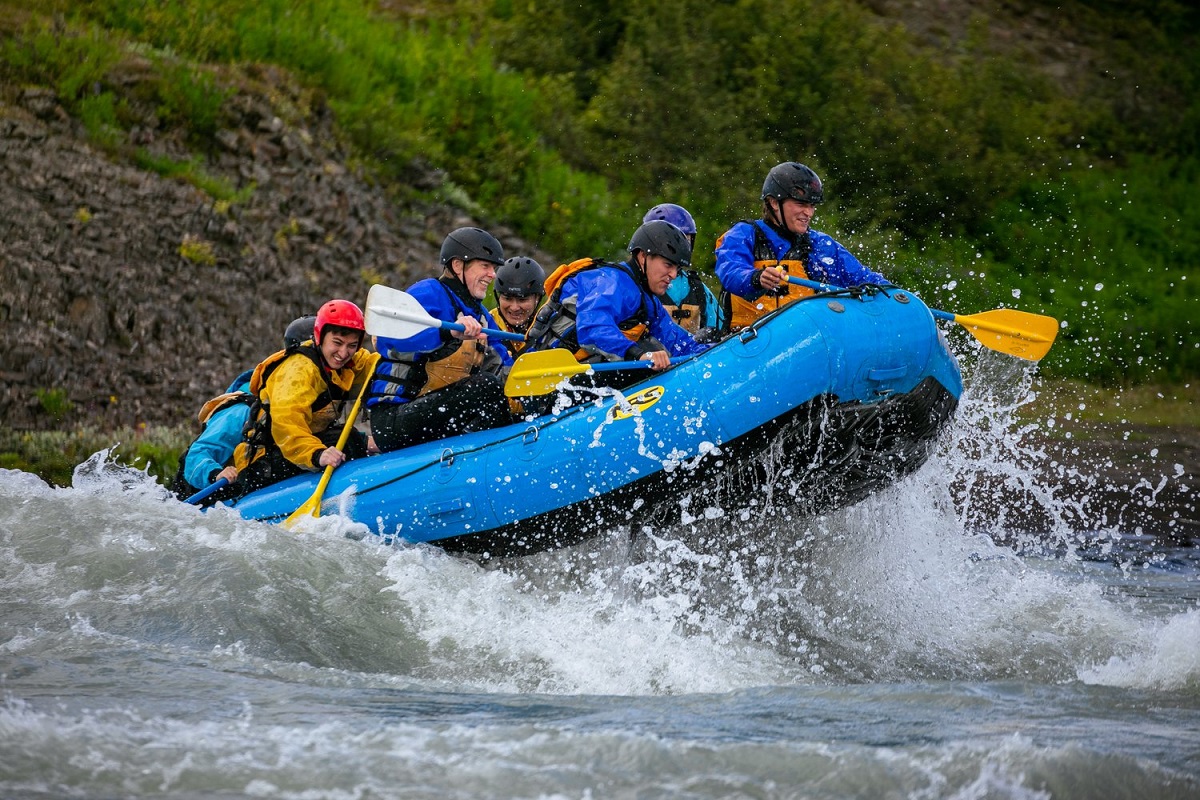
left=225, top=285, right=963, bottom=556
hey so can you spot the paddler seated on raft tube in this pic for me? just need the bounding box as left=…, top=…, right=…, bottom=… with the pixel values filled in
left=641, top=203, right=724, bottom=343
left=170, top=315, right=317, bottom=504
left=366, top=227, right=518, bottom=454
left=489, top=255, right=546, bottom=359
left=227, top=300, right=377, bottom=497
left=524, top=219, right=711, bottom=391
left=715, top=161, right=887, bottom=333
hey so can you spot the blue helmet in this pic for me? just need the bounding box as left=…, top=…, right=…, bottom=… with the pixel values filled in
left=642, top=203, right=696, bottom=236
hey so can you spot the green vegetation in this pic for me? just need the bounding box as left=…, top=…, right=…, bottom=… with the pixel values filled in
left=134, top=149, right=256, bottom=204
left=178, top=232, right=217, bottom=265
left=35, top=387, right=74, bottom=419
left=1, top=0, right=1196, bottom=387
left=0, top=425, right=192, bottom=488
left=1020, top=379, right=1200, bottom=429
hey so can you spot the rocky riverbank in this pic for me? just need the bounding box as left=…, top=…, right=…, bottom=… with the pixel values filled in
left=0, top=63, right=554, bottom=433
left=1024, top=423, right=1198, bottom=545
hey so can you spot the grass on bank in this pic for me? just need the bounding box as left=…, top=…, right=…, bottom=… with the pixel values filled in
left=1018, top=379, right=1200, bottom=430
left=0, top=425, right=192, bottom=489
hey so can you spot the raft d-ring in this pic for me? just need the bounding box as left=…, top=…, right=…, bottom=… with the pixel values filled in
left=523, top=426, right=539, bottom=444
left=739, top=327, right=759, bottom=343
left=440, top=448, right=455, bottom=466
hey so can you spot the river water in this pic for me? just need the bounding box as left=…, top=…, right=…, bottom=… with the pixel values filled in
left=2, top=356, right=1198, bottom=799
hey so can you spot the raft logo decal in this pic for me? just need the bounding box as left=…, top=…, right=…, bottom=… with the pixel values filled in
left=609, top=386, right=665, bottom=421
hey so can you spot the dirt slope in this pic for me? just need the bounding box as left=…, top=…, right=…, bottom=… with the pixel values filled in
left=0, top=65, right=551, bottom=431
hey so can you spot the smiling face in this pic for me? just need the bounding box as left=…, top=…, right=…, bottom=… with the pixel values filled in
left=771, top=197, right=816, bottom=236
left=319, top=328, right=361, bottom=370
left=497, top=293, right=539, bottom=328
left=641, top=253, right=681, bottom=297
left=454, top=258, right=499, bottom=301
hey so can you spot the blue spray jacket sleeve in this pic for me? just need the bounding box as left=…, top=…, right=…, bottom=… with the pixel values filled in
left=183, top=403, right=252, bottom=488
left=567, top=266, right=709, bottom=360
left=566, top=269, right=647, bottom=359
left=807, top=232, right=886, bottom=286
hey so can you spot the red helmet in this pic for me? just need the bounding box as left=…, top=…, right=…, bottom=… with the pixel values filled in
left=314, top=299, right=365, bottom=344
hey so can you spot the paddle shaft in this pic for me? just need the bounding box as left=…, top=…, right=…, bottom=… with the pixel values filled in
left=505, top=348, right=692, bottom=396
left=587, top=357, right=689, bottom=373
left=440, top=318, right=526, bottom=342
left=369, top=302, right=524, bottom=342
left=185, top=477, right=229, bottom=505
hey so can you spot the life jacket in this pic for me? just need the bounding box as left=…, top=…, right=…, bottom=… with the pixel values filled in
left=168, top=391, right=255, bottom=498
left=368, top=281, right=502, bottom=404
left=235, top=343, right=346, bottom=469
left=419, top=339, right=486, bottom=396
left=661, top=270, right=711, bottom=334
left=526, top=258, right=651, bottom=361
left=721, top=220, right=814, bottom=332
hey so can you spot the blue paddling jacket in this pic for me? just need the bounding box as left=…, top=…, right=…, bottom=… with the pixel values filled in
left=368, top=277, right=513, bottom=407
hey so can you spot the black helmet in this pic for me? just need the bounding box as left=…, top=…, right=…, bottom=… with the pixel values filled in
left=284, top=315, right=318, bottom=350
left=761, top=162, right=824, bottom=204
left=628, top=220, right=693, bottom=267
left=439, top=227, right=505, bottom=267
left=494, top=256, right=546, bottom=298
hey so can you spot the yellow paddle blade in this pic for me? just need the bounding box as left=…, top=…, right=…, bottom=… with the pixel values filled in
left=953, top=308, right=1059, bottom=362
left=505, top=349, right=592, bottom=396
left=282, top=467, right=334, bottom=529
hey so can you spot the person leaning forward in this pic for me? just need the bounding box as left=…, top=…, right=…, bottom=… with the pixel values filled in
left=367, top=227, right=517, bottom=454
left=230, top=301, right=375, bottom=497
left=526, top=219, right=710, bottom=384
left=715, top=162, right=887, bottom=332
left=170, top=315, right=318, bottom=504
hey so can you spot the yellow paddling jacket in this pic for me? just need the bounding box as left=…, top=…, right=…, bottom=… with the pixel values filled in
left=233, top=344, right=375, bottom=472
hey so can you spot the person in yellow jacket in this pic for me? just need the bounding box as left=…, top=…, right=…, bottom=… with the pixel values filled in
left=231, top=299, right=376, bottom=497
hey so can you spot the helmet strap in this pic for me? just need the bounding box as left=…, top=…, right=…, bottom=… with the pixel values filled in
left=631, top=251, right=654, bottom=294
left=765, top=198, right=807, bottom=240
left=764, top=197, right=783, bottom=229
